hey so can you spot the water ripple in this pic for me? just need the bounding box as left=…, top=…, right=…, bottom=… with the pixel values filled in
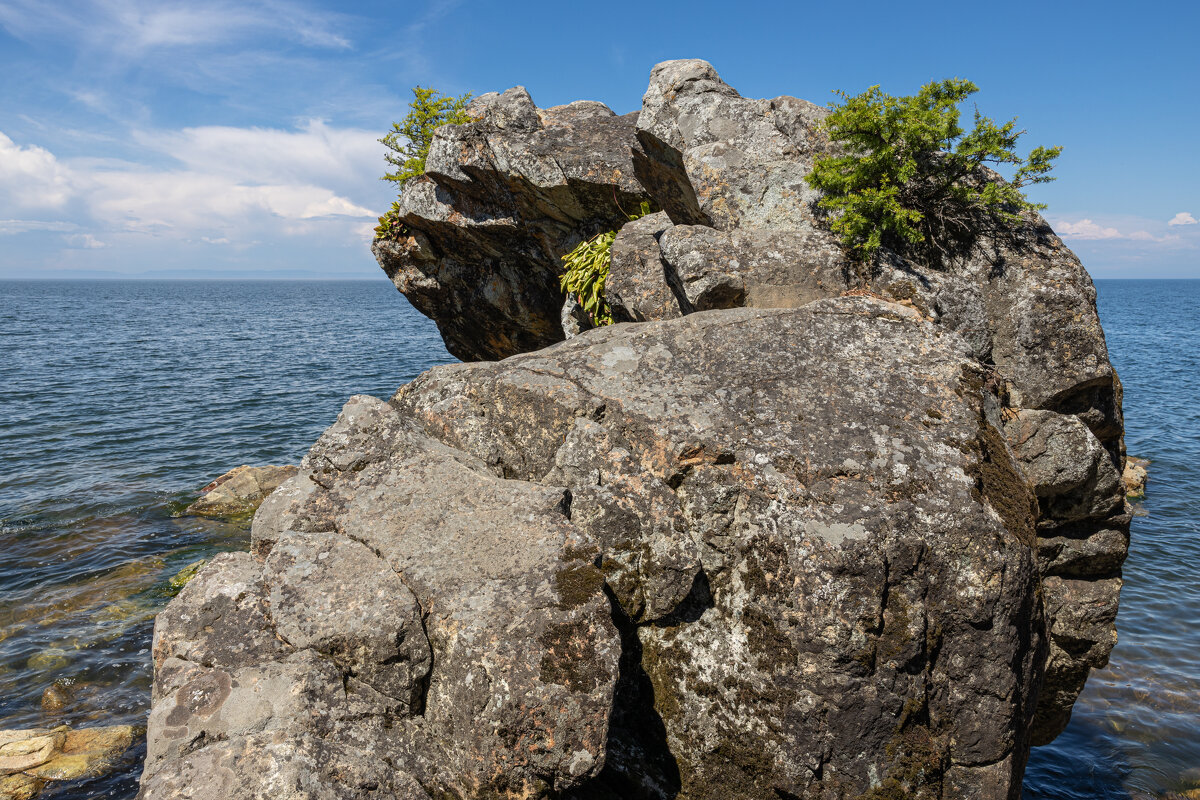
left=0, top=279, right=451, bottom=798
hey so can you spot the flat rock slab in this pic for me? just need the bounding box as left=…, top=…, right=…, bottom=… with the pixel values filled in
left=185, top=464, right=298, bottom=518
left=0, top=725, right=134, bottom=797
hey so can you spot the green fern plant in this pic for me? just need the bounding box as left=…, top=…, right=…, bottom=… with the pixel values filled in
left=560, top=201, right=653, bottom=327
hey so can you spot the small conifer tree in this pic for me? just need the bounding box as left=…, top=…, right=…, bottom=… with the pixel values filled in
left=807, top=79, right=1061, bottom=263
left=381, top=87, right=473, bottom=185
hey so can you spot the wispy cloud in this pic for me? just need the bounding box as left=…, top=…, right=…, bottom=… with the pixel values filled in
left=134, top=119, right=382, bottom=192
left=0, top=0, right=352, bottom=55
left=0, top=219, right=78, bottom=234
left=1168, top=212, right=1197, bottom=226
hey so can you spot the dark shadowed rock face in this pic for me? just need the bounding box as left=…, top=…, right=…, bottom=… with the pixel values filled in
left=146, top=298, right=1049, bottom=800
left=373, top=87, right=653, bottom=361
left=144, top=59, right=1130, bottom=800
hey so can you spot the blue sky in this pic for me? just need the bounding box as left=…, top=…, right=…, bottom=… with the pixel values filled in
left=0, top=0, right=1196, bottom=278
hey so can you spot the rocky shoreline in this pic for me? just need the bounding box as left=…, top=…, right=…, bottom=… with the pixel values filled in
left=139, top=60, right=1131, bottom=799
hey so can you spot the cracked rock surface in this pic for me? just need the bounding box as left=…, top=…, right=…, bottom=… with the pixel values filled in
left=145, top=59, right=1130, bottom=799
left=148, top=297, right=1055, bottom=799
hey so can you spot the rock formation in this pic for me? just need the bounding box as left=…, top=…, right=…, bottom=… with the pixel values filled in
left=372, top=88, right=653, bottom=362
left=1, top=725, right=135, bottom=799
left=185, top=465, right=298, bottom=518
left=1123, top=456, right=1149, bottom=498
left=142, top=60, right=1130, bottom=799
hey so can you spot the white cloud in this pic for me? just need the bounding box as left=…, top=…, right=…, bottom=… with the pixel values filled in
left=0, top=123, right=385, bottom=262
left=1055, top=218, right=1122, bottom=240
left=84, top=169, right=374, bottom=232
left=0, top=132, right=74, bottom=209
left=1168, top=212, right=1197, bottom=226
left=65, top=233, right=107, bottom=249
left=1051, top=215, right=1196, bottom=251
left=136, top=120, right=382, bottom=192
left=1126, top=230, right=1177, bottom=244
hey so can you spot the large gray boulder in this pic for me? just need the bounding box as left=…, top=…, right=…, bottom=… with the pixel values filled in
left=611, top=60, right=1128, bottom=742
left=373, top=88, right=653, bottom=361
left=143, top=59, right=1131, bottom=799
left=146, top=297, right=1050, bottom=799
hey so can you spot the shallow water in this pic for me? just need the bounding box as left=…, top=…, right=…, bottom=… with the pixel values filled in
left=0, top=280, right=450, bottom=797
left=0, top=278, right=1195, bottom=798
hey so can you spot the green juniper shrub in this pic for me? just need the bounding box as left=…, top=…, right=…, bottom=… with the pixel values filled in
left=806, top=78, right=1061, bottom=265
left=560, top=201, right=654, bottom=327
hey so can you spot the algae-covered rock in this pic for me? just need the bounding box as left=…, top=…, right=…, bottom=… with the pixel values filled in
left=0, top=725, right=133, bottom=797
left=185, top=465, right=297, bottom=518
left=166, top=559, right=206, bottom=595
left=0, top=772, right=44, bottom=800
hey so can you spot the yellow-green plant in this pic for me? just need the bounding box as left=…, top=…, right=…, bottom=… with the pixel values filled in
left=560, top=202, right=652, bottom=327
left=375, top=200, right=406, bottom=241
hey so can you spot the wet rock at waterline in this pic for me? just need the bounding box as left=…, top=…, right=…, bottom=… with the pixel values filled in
left=142, top=59, right=1131, bottom=799
left=1124, top=456, right=1149, bottom=499
left=184, top=464, right=297, bottom=518
left=39, top=682, right=73, bottom=713
left=0, top=725, right=135, bottom=798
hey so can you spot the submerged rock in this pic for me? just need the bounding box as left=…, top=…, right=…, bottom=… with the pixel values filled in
left=185, top=465, right=297, bottom=518
left=0, top=725, right=134, bottom=797
left=40, top=682, right=73, bottom=713
left=144, top=59, right=1131, bottom=799
left=1123, top=456, right=1149, bottom=498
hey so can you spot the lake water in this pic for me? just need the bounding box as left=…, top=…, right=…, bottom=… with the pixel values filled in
left=0, top=278, right=1195, bottom=799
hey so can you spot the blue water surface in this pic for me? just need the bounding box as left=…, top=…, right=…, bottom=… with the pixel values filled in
left=0, top=280, right=451, bottom=798
left=0, top=278, right=1195, bottom=799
